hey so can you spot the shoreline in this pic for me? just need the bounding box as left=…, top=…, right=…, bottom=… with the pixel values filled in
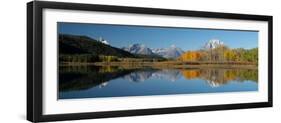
left=60, top=61, right=258, bottom=69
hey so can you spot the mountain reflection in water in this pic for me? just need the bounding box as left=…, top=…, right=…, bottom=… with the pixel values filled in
left=59, top=66, right=258, bottom=99
left=123, top=69, right=182, bottom=82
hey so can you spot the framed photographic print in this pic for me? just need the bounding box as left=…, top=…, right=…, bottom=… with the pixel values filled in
left=27, top=1, right=273, bottom=122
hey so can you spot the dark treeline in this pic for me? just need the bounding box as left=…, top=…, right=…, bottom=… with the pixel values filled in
left=59, top=54, right=167, bottom=63
left=59, top=54, right=118, bottom=63
left=59, top=34, right=136, bottom=57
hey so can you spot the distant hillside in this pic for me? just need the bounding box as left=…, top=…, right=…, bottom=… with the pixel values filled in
left=59, top=34, right=135, bottom=58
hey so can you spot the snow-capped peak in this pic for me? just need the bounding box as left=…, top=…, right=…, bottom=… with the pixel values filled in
left=204, top=39, right=224, bottom=49
left=122, top=43, right=153, bottom=55
left=151, top=44, right=184, bottom=59
left=98, top=37, right=109, bottom=45
left=101, top=40, right=109, bottom=45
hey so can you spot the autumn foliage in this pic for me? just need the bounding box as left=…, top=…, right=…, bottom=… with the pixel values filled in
left=178, top=51, right=202, bottom=61
left=178, top=46, right=258, bottom=63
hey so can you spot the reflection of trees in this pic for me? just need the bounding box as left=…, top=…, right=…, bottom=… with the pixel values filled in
left=59, top=66, right=183, bottom=92
left=59, top=66, right=258, bottom=92
left=181, top=70, right=200, bottom=79
left=59, top=66, right=137, bottom=92
left=201, top=69, right=231, bottom=87
left=181, top=69, right=258, bottom=87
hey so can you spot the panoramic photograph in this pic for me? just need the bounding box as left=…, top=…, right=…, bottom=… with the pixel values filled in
left=58, top=22, right=258, bottom=99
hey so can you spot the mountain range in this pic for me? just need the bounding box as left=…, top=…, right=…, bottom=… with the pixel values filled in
left=122, top=44, right=154, bottom=55
left=59, top=34, right=226, bottom=60
left=122, top=44, right=184, bottom=59
left=152, top=45, right=184, bottom=59
left=59, top=34, right=164, bottom=59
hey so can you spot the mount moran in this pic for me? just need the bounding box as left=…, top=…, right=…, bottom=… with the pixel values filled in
left=204, top=39, right=224, bottom=49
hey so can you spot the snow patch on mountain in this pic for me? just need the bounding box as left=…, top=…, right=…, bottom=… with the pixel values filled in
left=122, top=43, right=154, bottom=55
left=152, top=45, right=184, bottom=59
left=98, top=37, right=109, bottom=45
left=122, top=44, right=184, bottom=59
left=204, top=39, right=224, bottom=49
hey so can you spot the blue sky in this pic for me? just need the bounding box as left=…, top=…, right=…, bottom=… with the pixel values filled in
left=58, top=22, right=258, bottom=51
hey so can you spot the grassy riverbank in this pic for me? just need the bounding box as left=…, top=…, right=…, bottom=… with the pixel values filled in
left=60, top=61, right=258, bottom=69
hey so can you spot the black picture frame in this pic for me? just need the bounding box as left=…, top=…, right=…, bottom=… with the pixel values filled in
left=27, top=1, right=273, bottom=122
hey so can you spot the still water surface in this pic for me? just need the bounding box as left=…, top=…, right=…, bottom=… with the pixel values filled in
left=59, top=66, right=258, bottom=99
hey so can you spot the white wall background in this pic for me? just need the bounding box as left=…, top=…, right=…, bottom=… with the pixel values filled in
left=0, top=0, right=279, bottom=123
